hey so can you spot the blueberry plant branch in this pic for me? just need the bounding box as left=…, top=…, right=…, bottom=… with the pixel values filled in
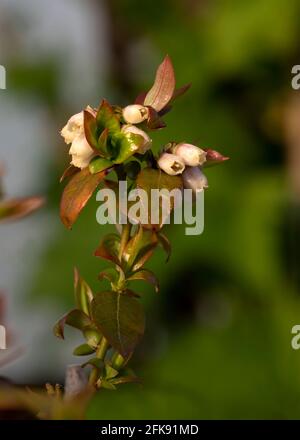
left=54, top=55, right=229, bottom=392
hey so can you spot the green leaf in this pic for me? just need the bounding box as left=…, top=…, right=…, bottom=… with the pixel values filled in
left=127, top=269, right=160, bottom=293
left=53, top=309, right=93, bottom=339
left=73, top=343, right=96, bottom=356
left=84, top=110, right=98, bottom=150
left=74, top=268, right=94, bottom=316
left=91, top=291, right=145, bottom=358
left=89, top=156, right=113, bottom=175
left=113, top=132, right=144, bottom=164
left=105, top=364, right=119, bottom=380
left=144, top=55, right=176, bottom=112
left=123, top=225, right=144, bottom=269
left=136, top=168, right=183, bottom=230
left=96, top=99, right=120, bottom=135
left=100, top=380, right=117, bottom=390
left=94, top=234, right=121, bottom=267
left=60, top=167, right=107, bottom=229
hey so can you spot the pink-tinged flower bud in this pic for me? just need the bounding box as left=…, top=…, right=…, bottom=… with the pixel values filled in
left=158, top=153, right=185, bottom=175
left=122, top=104, right=149, bottom=124
left=69, top=133, right=94, bottom=169
left=61, top=112, right=84, bottom=145
left=121, top=124, right=152, bottom=154
left=173, top=143, right=206, bottom=166
left=182, top=167, right=208, bottom=191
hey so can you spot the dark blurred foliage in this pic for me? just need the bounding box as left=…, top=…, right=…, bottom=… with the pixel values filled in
left=3, top=0, right=300, bottom=418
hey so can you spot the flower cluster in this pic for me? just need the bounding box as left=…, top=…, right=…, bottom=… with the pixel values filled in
left=158, top=142, right=208, bottom=191
left=61, top=104, right=152, bottom=171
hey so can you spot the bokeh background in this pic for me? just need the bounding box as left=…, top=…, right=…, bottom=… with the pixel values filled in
left=1, top=0, right=300, bottom=419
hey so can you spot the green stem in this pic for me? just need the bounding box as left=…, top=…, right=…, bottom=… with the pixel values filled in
left=88, top=337, right=109, bottom=386
left=96, top=337, right=109, bottom=360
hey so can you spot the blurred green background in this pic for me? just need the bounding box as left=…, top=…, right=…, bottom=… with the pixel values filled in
left=1, top=0, right=300, bottom=419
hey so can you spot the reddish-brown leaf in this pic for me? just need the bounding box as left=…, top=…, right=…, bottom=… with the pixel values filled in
left=144, top=55, right=176, bottom=112
left=204, top=149, right=230, bottom=167
left=91, top=291, right=145, bottom=358
left=84, top=109, right=98, bottom=151
left=60, top=165, right=79, bottom=183
left=171, top=83, right=191, bottom=102
left=134, top=91, right=147, bottom=105
left=60, top=167, right=107, bottom=229
left=94, top=234, right=121, bottom=267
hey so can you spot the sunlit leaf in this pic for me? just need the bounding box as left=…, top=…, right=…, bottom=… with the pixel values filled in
left=60, top=167, right=107, bottom=229
left=91, top=291, right=145, bottom=358
left=144, top=55, right=176, bottom=112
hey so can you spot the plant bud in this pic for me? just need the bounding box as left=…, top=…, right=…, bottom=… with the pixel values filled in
left=61, top=112, right=84, bottom=145
left=69, top=133, right=95, bottom=169
left=173, top=143, right=206, bottom=166
left=122, top=105, right=149, bottom=124
left=182, top=166, right=208, bottom=191
left=121, top=124, right=152, bottom=154
left=157, top=152, right=185, bottom=175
